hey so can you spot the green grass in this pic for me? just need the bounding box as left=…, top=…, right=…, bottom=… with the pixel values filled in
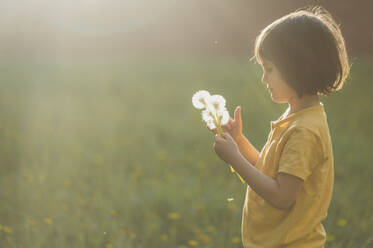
left=0, top=56, right=372, bottom=247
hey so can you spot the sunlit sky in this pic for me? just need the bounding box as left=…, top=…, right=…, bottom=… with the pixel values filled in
left=0, top=0, right=370, bottom=60
left=0, top=0, right=259, bottom=60
left=1, top=0, right=181, bottom=33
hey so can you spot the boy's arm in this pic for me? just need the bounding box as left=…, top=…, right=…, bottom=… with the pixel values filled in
left=235, top=134, right=260, bottom=167
left=231, top=153, right=303, bottom=210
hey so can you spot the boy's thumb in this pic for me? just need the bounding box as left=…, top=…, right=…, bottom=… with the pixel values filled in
left=234, top=106, right=242, bottom=122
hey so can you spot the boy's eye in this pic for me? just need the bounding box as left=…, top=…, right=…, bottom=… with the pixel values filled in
left=266, top=68, right=273, bottom=73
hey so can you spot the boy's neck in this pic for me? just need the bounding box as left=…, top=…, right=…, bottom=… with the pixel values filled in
left=287, top=94, right=320, bottom=116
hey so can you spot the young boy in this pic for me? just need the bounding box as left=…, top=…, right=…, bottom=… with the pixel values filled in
left=209, top=6, right=350, bottom=247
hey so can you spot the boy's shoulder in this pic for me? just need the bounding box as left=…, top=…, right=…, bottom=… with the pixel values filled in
left=289, top=108, right=328, bottom=135
left=281, top=122, right=319, bottom=142
left=281, top=110, right=332, bottom=157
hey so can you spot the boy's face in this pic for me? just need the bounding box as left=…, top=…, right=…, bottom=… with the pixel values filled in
left=261, top=60, right=298, bottom=103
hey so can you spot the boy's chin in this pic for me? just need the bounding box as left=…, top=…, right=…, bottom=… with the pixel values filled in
left=270, top=95, right=287, bottom=104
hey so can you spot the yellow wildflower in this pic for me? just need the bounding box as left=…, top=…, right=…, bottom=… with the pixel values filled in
left=188, top=240, right=198, bottom=247
left=199, top=234, right=211, bottom=244
left=160, top=234, right=168, bottom=241
left=194, top=227, right=203, bottom=234
left=24, top=173, right=33, bottom=183
left=111, top=210, right=117, bottom=216
left=326, top=234, right=335, bottom=242
left=232, top=236, right=241, bottom=243
left=156, top=150, right=169, bottom=162
left=106, top=244, right=113, bottom=248
left=93, top=154, right=104, bottom=165
left=197, top=160, right=206, bottom=169
left=337, top=218, right=347, bottom=227
left=39, top=172, right=46, bottom=182
left=64, top=179, right=72, bottom=188
left=227, top=202, right=237, bottom=211
left=63, top=204, right=69, bottom=212
left=169, top=227, right=177, bottom=235
left=45, top=218, right=52, bottom=225
left=3, top=226, right=12, bottom=233
left=168, top=212, right=180, bottom=220
left=27, top=219, right=36, bottom=226
left=194, top=203, right=205, bottom=211
left=148, top=223, right=157, bottom=231
left=164, top=172, right=174, bottom=181
left=206, top=225, right=215, bottom=233
left=129, top=231, right=136, bottom=239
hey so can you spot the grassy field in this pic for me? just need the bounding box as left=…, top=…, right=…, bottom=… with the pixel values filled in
left=0, top=56, right=372, bottom=247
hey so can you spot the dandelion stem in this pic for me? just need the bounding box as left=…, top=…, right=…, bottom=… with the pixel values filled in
left=215, top=112, right=224, bottom=136
left=213, top=110, right=245, bottom=184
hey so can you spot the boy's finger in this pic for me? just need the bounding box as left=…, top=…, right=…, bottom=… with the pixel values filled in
left=227, top=121, right=232, bottom=130
left=222, top=121, right=232, bottom=130
left=234, top=106, right=242, bottom=123
left=206, top=124, right=217, bottom=134
left=215, top=133, right=224, bottom=142
left=221, top=125, right=228, bottom=132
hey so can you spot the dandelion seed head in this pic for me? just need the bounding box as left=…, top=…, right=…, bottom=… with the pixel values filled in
left=193, top=90, right=230, bottom=131
left=220, top=109, right=230, bottom=125
left=209, top=94, right=226, bottom=111
left=206, top=120, right=216, bottom=129
left=201, top=109, right=214, bottom=123
left=215, top=108, right=230, bottom=125
left=192, top=90, right=211, bottom=109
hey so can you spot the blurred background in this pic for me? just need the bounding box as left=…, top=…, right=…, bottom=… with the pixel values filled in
left=0, top=0, right=372, bottom=247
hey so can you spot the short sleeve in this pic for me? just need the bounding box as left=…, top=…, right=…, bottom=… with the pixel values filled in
left=278, top=127, right=323, bottom=181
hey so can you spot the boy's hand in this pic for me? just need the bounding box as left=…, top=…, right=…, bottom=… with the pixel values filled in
left=206, top=106, right=243, bottom=140
left=213, top=132, right=242, bottom=165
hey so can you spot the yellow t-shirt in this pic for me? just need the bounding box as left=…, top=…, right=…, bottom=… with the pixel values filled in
left=241, top=102, right=334, bottom=248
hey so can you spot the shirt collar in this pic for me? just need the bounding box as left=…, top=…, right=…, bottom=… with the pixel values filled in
left=270, top=102, right=324, bottom=130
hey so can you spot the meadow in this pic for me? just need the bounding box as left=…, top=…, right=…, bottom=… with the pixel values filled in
left=0, top=56, right=372, bottom=247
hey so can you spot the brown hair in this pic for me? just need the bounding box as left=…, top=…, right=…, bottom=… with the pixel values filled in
left=251, top=6, right=350, bottom=97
